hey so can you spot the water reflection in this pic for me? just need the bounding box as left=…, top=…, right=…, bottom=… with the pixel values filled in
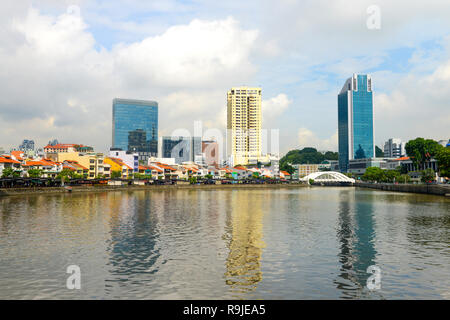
left=0, top=188, right=448, bottom=299
left=105, top=192, right=161, bottom=294
left=335, top=189, right=378, bottom=299
left=224, top=191, right=266, bottom=295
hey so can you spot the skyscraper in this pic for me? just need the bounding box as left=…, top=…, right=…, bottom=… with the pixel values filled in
left=160, top=136, right=202, bottom=164
left=227, top=87, right=262, bottom=166
left=338, top=74, right=374, bottom=172
left=19, top=139, right=35, bottom=152
left=112, top=98, right=158, bottom=160
left=384, top=138, right=405, bottom=158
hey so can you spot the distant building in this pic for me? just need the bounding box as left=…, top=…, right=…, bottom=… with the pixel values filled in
left=227, top=86, right=263, bottom=166
left=109, top=149, right=139, bottom=173
left=438, top=139, right=450, bottom=148
left=159, top=136, right=202, bottom=164
left=56, top=152, right=105, bottom=179
left=202, top=140, right=219, bottom=166
left=347, top=158, right=388, bottom=175
left=292, top=164, right=320, bottom=180
left=338, top=74, right=374, bottom=172
left=112, top=98, right=158, bottom=158
left=44, top=144, right=93, bottom=160
left=47, top=139, right=59, bottom=146
left=318, top=160, right=340, bottom=171
left=384, top=138, right=405, bottom=158
left=18, top=139, right=35, bottom=152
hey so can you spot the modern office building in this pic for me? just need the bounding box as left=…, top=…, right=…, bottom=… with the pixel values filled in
left=338, top=74, right=374, bottom=172
left=112, top=98, right=158, bottom=160
left=227, top=87, right=262, bottom=166
left=159, top=136, right=202, bottom=164
left=384, top=138, right=405, bottom=158
left=18, top=139, right=35, bottom=152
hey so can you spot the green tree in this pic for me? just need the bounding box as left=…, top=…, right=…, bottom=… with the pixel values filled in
left=2, top=167, right=15, bottom=178
left=405, top=138, right=443, bottom=170
left=421, top=168, right=435, bottom=183
left=435, top=147, right=450, bottom=178
left=205, top=174, right=213, bottom=179
left=27, top=169, right=43, bottom=178
left=56, top=168, right=73, bottom=182
left=57, top=168, right=73, bottom=179
left=189, top=176, right=197, bottom=184
left=383, top=170, right=400, bottom=183
left=280, top=163, right=295, bottom=175
left=399, top=174, right=411, bottom=184
left=280, top=147, right=338, bottom=170
left=111, top=170, right=122, bottom=179
left=71, top=173, right=83, bottom=179
left=324, top=151, right=339, bottom=160
left=133, top=173, right=143, bottom=180
left=362, top=167, right=384, bottom=182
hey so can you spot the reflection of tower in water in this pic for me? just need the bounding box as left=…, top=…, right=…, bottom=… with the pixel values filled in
left=224, top=191, right=266, bottom=294
left=105, top=192, right=162, bottom=290
left=335, top=189, right=378, bottom=298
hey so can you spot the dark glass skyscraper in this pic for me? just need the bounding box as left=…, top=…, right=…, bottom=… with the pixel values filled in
left=338, top=74, right=374, bottom=172
left=112, top=98, right=158, bottom=156
left=160, top=136, right=202, bottom=164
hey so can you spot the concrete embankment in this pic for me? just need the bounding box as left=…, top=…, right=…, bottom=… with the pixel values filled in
left=0, top=183, right=307, bottom=197
left=356, top=182, right=450, bottom=196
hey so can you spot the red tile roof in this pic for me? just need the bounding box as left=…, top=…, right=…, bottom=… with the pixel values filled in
left=280, top=170, right=291, bottom=176
left=155, top=162, right=176, bottom=171
left=394, top=157, right=410, bottom=161
left=0, top=157, right=21, bottom=164
left=108, top=157, right=132, bottom=170
left=11, top=151, right=24, bottom=161
left=22, top=160, right=46, bottom=166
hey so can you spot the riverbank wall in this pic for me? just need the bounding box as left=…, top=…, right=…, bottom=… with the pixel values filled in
left=356, top=182, right=450, bottom=196
left=0, top=183, right=308, bottom=197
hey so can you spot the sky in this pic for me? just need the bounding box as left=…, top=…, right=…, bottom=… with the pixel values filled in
left=0, top=0, right=449, bottom=156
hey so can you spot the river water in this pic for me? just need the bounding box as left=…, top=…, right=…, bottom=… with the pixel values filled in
left=0, top=187, right=449, bottom=299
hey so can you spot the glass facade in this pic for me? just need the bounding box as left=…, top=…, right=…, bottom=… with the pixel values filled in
left=338, top=75, right=374, bottom=172
left=112, top=99, right=158, bottom=156
left=161, top=136, right=202, bottom=164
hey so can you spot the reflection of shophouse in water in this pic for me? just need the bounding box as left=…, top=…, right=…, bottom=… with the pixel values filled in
left=335, top=189, right=377, bottom=298
left=224, top=192, right=266, bottom=293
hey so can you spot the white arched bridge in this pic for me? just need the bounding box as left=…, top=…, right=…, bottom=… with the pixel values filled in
left=300, top=171, right=355, bottom=184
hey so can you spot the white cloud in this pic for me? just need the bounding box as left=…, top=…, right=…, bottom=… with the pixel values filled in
left=297, top=128, right=338, bottom=151
left=0, top=7, right=259, bottom=152
left=374, top=59, right=450, bottom=144
left=262, top=93, right=292, bottom=124
left=113, top=17, right=258, bottom=88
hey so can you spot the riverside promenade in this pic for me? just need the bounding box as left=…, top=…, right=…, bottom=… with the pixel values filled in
left=0, top=183, right=308, bottom=197
left=356, top=182, right=450, bottom=196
